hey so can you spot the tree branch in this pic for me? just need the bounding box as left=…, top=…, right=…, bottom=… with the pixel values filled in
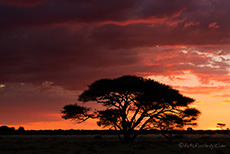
left=130, top=105, right=141, bottom=127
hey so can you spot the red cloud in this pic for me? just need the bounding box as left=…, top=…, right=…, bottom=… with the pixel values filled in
left=0, top=0, right=230, bottom=91
left=208, top=22, right=219, bottom=29
left=184, top=21, right=200, bottom=28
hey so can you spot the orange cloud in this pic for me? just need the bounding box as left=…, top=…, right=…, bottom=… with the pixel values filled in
left=175, top=86, right=227, bottom=95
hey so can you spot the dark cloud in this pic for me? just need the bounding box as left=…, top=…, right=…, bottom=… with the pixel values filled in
left=0, top=0, right=49, bottom=7
left=1, top=0, right=230, bottom=129
left=0, top=0, right=230, bottom=90
left=90, top=22, right=229, bottom=49
left=0, top=0, right=188, bottom=29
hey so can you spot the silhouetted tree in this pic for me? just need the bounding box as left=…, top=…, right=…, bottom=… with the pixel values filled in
left=187, top=127, right=194, bottom=131
left=18, top=126, right=25, bottom=131
left=0, top=125, right=15, bottom=134
left=62, top=75, right=200, bottom=143
left=217, top=123, right=226, bottom=130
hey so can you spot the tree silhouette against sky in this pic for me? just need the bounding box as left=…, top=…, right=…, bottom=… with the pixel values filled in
left=217, top=123, right=226, bottom=130
left=62, top=75, right=200, bottom=142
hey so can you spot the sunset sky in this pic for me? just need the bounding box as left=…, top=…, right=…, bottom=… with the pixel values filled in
left=0, top=0, right=230, bottom=130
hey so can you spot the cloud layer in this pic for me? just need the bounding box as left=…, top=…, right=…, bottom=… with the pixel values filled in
left=1, top=0, right=230, bottom=129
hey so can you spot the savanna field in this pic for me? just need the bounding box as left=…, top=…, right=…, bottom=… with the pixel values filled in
left=0, top=134, right=230, bottom=154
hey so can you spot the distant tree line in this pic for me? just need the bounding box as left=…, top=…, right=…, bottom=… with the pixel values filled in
left=0, top=126, right=25, bottom=134
left=0, top=125, right=229, bottom=135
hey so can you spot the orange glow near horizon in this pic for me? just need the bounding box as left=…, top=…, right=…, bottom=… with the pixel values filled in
left=2, top=72, right=230, bottom=131
left=4, top=73, right=230, bottom=131
left=7, top=119, right=101, bottom=131
left=147, top=73, right=230, bottom=131
left=0, top=72, right=228, bottom=131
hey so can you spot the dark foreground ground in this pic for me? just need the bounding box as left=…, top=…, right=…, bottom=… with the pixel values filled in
left=0, top=134, right=230, bottom=154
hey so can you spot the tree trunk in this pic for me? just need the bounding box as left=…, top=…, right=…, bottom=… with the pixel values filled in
left=122, top=130, right=135, bottom=143
left=130, top=130, right=139, bottom=142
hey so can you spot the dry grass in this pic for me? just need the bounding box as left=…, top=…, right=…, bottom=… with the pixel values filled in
left=0, top=134, right=229, bottom=154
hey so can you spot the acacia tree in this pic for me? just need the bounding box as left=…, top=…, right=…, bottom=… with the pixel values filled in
left=62, top=75, right=200, bottom=142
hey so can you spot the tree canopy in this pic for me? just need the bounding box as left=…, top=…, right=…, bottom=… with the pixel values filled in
left=62, top=75, right=200, bottom=142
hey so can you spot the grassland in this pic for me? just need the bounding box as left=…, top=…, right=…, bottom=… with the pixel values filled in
left=0, top=134, right=229, bottom=154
